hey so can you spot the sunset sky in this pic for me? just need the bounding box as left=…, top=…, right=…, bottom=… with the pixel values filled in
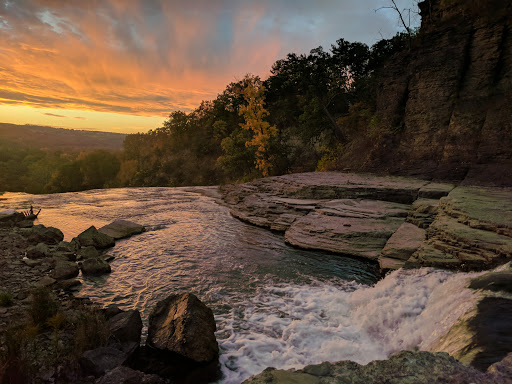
left=0, top=0, right=419, bottom=134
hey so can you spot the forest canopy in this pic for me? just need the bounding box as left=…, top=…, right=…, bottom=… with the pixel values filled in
left=1, top=32, right=411, bottom=194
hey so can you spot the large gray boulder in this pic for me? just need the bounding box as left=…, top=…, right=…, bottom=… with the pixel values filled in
left=81, top=258, right=111, bottom=275
left=147, top=293, right=219, bottom=363
left=77, top=226, right=115, bottom=249
left=99, top=220, right=145, bottom=240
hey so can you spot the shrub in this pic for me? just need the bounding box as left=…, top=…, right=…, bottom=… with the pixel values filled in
left=29, top=287, right=59, bottom=326
left=73, top=307, right=110, bottom=357
left=0, top=292, right=13, bottom=307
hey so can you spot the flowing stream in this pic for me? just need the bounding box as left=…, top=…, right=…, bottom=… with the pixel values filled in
left=0, top=187, right=480, bottom=383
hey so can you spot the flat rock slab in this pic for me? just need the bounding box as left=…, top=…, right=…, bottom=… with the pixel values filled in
left=285, top=211, right=405, bottom=260
left=440, top=186, right=512, bottom=237
left=99, top=219, right=145, bottom=240
left=379, top=223, right=426, bottom=270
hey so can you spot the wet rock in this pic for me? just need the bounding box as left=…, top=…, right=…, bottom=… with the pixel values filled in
left=56, top=278, right=81, bottom=290
left=147, top=293, right=218, bottom=363
left=379, top=223, right=426, bottom=270
left=242, top=351, right=492, bottom=384
left=81, top=258, right=111, bottom=275
left=77, top=226, right=115, bottom=249
left=25, top=225, right=64, bottom=245
left=26, top=243, right=51, bottom=259
left=78, top=246, right=100, bottom=260
left=80, top=347, right=128, bottom=377
left=99, top=219, right=145, bottom=240
left=95, top=366, right=164, bottom=384
left=285, top=211, right=405, bottom=260
left=51, top=260, right=79, bottom=280
left=430, top=297, right=512, bottom=370
left=469, top=270, right=512, bottom=294
left=53, top=250, right=77, bottom=262
left=108, top=309, right=143, bottom=345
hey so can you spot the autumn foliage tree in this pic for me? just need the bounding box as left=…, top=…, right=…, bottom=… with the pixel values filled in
left=238, top=75, right=278, bottom=177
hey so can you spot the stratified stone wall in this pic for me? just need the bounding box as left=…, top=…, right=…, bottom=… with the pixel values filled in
left=345, top=0, right=512, bottom=186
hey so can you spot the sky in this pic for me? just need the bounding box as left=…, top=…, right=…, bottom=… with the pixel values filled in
left=0, top=0, right=420, bottom=134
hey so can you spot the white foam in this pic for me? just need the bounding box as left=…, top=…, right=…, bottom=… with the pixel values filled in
left=216, top=268, right=483, bottom=384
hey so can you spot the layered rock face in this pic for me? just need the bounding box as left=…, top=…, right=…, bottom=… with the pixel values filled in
left=222, top=172, right=512, bottom=270
left=242, top=350, right=512, bottom=384
left=343, top=0, right=512, bottom=186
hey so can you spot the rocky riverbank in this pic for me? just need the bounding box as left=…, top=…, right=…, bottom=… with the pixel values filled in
left=222, top=171, right=512, bottom=383
left=0, top=213, right=220, bottom=383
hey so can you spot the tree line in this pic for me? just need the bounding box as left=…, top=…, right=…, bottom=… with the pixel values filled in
left=1, top=32, right=411, bottom=194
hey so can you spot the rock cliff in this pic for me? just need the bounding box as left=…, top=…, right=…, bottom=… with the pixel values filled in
left=342, top=0, right=512, bottom=186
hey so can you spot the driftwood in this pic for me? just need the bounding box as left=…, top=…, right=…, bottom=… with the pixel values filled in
left=22, top=205, right=41, bottom=220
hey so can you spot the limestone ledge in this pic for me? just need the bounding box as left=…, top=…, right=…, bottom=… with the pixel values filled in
left=222, top=172, right=512, bottom=271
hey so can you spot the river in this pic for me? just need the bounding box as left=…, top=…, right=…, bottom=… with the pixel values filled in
left=0, top=187, right=479, bottom=383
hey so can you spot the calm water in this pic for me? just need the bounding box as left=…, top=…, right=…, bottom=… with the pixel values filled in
left=0, top=188, right=478, bottom=383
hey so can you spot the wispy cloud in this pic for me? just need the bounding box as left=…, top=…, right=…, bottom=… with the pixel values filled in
left=73, top=116, right=86, bottom=120
left=43, top=112, right=66, bottom=118
left=0, top=0, right=418, bottom=117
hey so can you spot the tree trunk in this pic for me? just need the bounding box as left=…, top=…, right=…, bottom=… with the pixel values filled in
left=321, top=103, right=346, bottom=143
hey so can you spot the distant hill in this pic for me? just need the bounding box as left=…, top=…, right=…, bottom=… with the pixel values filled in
left=0, top=123, right=126, bottom=151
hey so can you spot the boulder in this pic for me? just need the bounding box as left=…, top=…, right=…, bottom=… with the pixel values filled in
left=56, top=241, right=77, bottom=253
left=79, top=347, right=127, bottom=377
left=81, top=258, right=111, bottom=275
left=96, top=366, right=164, bottom=384
left=379, top=223, right=426, bottom=270
left=0, top=210, right=24, bottom=223
left=429, top=297, right=512, bottom=370
left=108, top=310, right=143, bottom=345
left=34, top=275, right=56, bottom=288
left=147, top=293, right=218, bottom=363
left=26, top=243, right=51, bottom=259
left=25, top=225, right=64, bottom=245
left=77, top=226, right=115, bottom=249
left=77, top=246, right=100, bottom=260
left=51, top=260, right=79, bottom=280
left=56, top=278, right=81, bottom=290
left=99, top=220, right=145, bottom=240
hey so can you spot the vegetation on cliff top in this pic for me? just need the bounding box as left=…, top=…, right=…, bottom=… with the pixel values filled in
left=1, top=31, right=411, bottom=193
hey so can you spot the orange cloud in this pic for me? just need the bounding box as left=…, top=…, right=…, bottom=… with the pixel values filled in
left=0, top=0, right=418, bottom=121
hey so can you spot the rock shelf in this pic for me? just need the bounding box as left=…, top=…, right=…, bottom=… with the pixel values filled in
left=222, top=172, right=512, bottom=271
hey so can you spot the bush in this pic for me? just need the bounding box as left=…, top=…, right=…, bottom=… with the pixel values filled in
left=29, top=287, right=59, bottom=326
left=73, top=307, right=110, bottom=357
left=0, top=291, right=13, bottom=307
